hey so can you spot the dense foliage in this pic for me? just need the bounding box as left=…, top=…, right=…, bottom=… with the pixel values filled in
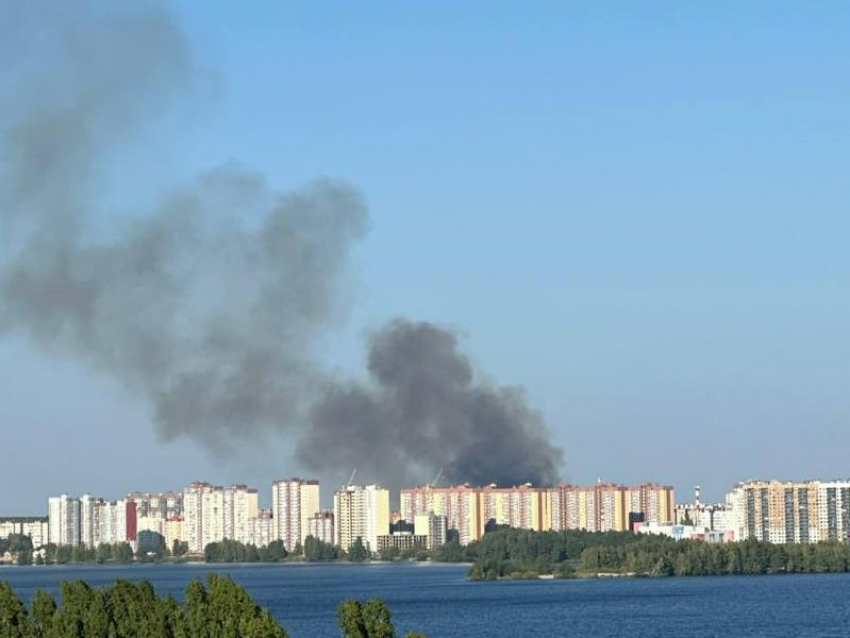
left=36, top=543, right=136, bottom=566
left=0, top=574, right=286, bottom=637
left=463, top=528, right=850, bottom=579
left=465, top=529, right=633, bottom=579
left=1, top=535, right=34, bottom=566
left=337, top=598, right=426, bottom=638
left=203, top=537, right=361, bottom=563
left=303, top=536, right=342, bottom=561
left=0, top=578, right=429, bottom=638
left=581, top=536, right=850, bottom=576
left=3, top=536, right=188, bottom=566
left=204, top=539, right=288, bottom=563
left=346, top=538, right=370, bottom=563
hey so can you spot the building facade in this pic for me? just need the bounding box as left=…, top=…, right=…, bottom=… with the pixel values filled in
left=182, top=482, right=260, bottom=553
left=308, top=510, right=335, bottom=545
left=413, top=512, right=448, bottom=549
left=550, top=482, right=674, bottom=533
left=334, top=485, right=390, bottom=552
left=729, top=479, right=850, bottom=544
left=400, top=485, right=482, bottom=545
left=271, top=478, right=320, bottom=551
left=47, top=494, right=81, bottom=547
left=376, top=533, right=427, bottom=553
left=0, top=518, right=49, bottom=547
left=251, top=509, right=274, bottom=548
left=223, top=484, right=259, bottom=545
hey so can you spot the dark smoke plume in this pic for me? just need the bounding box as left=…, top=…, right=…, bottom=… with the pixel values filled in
left=301, top=319, right=563, bottom=487
left=0, top=1, right=563, bottom=487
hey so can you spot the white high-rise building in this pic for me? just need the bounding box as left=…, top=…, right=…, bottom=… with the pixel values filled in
left=47, top=494, right=81, bottom=547
left=272, top=479, right=320, bottom=551
left=183, top=482, right=214, bottom=553
left=251, top=509, right=274, bottom=548
left=333, top=485, right=390, bottom=552
left=80, top=494, right=106, bottom=548
left=96, top=501, right=117, bottom=545
left=182, top=482, right=260, bottom=553
left=224, top=485, right=259, bottom=545
left=126, top=492, right=183, bottom=519
left=307, top=511, right=335, bottom=545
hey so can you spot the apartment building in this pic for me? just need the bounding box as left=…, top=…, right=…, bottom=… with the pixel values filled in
left=413, top=512, right=448, bottom=550
left=47, top=494, right=81, bottom=547
left=251, top=509, right=274, bottom=548
left=550, top=482, right=674, bottom=533
left=223, top=484, right=259, bottom=544
left=334, top=485, right=390, bottom=552
left=729, top=479, right=850, bottom=543
left=182, top=482, right=259, bottom=553
left=0, top=518, right=48, bottom=547
left=94, top=499, right=138, bottom=546
left=126, top=492, right=183, bottom=520
left=308, top=510, right=335, bottom=545
left=479, top=483, right=552, bottom=533
left=271, top=478, right=320, bottom=551
left=400, top=484, right=482, bottom=545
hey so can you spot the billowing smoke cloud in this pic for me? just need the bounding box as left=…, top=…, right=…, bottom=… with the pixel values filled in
left=302, top=319, right=563, bottom=487
left=0, top=1, right=563, bottom=487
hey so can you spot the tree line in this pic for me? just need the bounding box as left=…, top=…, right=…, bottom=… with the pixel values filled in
left=581, top=535, right=850, bottom=577
left=461, top=528, right=850, bottom=579
left=4, top=539, right=194, bottom=566
left=203, top=537, right=365, bottom=564
left=5, top=525, right=464, bottom=567
left=0, top=575, right=426, bottom=638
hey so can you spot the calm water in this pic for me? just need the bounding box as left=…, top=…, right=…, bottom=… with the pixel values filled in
left=1, top=562, right=849, bottom=637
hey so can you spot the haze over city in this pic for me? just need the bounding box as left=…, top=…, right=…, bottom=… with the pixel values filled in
left=2, top=1, right=849, bottom=514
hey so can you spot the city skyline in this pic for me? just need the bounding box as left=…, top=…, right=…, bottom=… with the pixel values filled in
left=26, top=477, right=679, bottom=556
left=11, top=474, right=850, bottom=563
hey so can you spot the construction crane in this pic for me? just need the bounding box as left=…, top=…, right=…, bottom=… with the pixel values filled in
left=431, top=467, right=444, bottom=488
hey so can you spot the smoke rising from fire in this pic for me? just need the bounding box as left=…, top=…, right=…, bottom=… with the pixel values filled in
left=0, top=1, right=563, bottom=488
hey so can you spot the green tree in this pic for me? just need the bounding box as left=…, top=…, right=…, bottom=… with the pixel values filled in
left=30, top=589, right=58, bottom=637
left=55, top=545, right=72, bottom=565
left=172, top=539, right=189, bottom=558
left=338, top=598, right=425, bottom=638
left=8, top=535, right=34, bottom=554
left=16, top=548, right=33, bottom=566
left=114, top=543, right=134, bottom=563
left=184, top=579, right=209, bottom=638
left=338, top=600, right=368, bottom=638
left=96, top=543, right=112, bottom=564
left=348, top=538, right=369, bottom=562
left=303, top=536, right=340, bottom=562
left=0, top=581, right=30, bottom=638
left=261, top=540, right=288, bottom=562
left=379, top=546, right=401, bottom=561
left=362, top=598, right=396, bottom=638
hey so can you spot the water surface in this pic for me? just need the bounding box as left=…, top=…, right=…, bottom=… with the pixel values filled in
left=1, top=562, right=846, bottom=637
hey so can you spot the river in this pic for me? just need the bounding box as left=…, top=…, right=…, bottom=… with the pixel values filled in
left=1, top=562, right=847, bottom=637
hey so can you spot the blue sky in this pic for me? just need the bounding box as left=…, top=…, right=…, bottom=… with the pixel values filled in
left=2, top=1, right=849, bottom=511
